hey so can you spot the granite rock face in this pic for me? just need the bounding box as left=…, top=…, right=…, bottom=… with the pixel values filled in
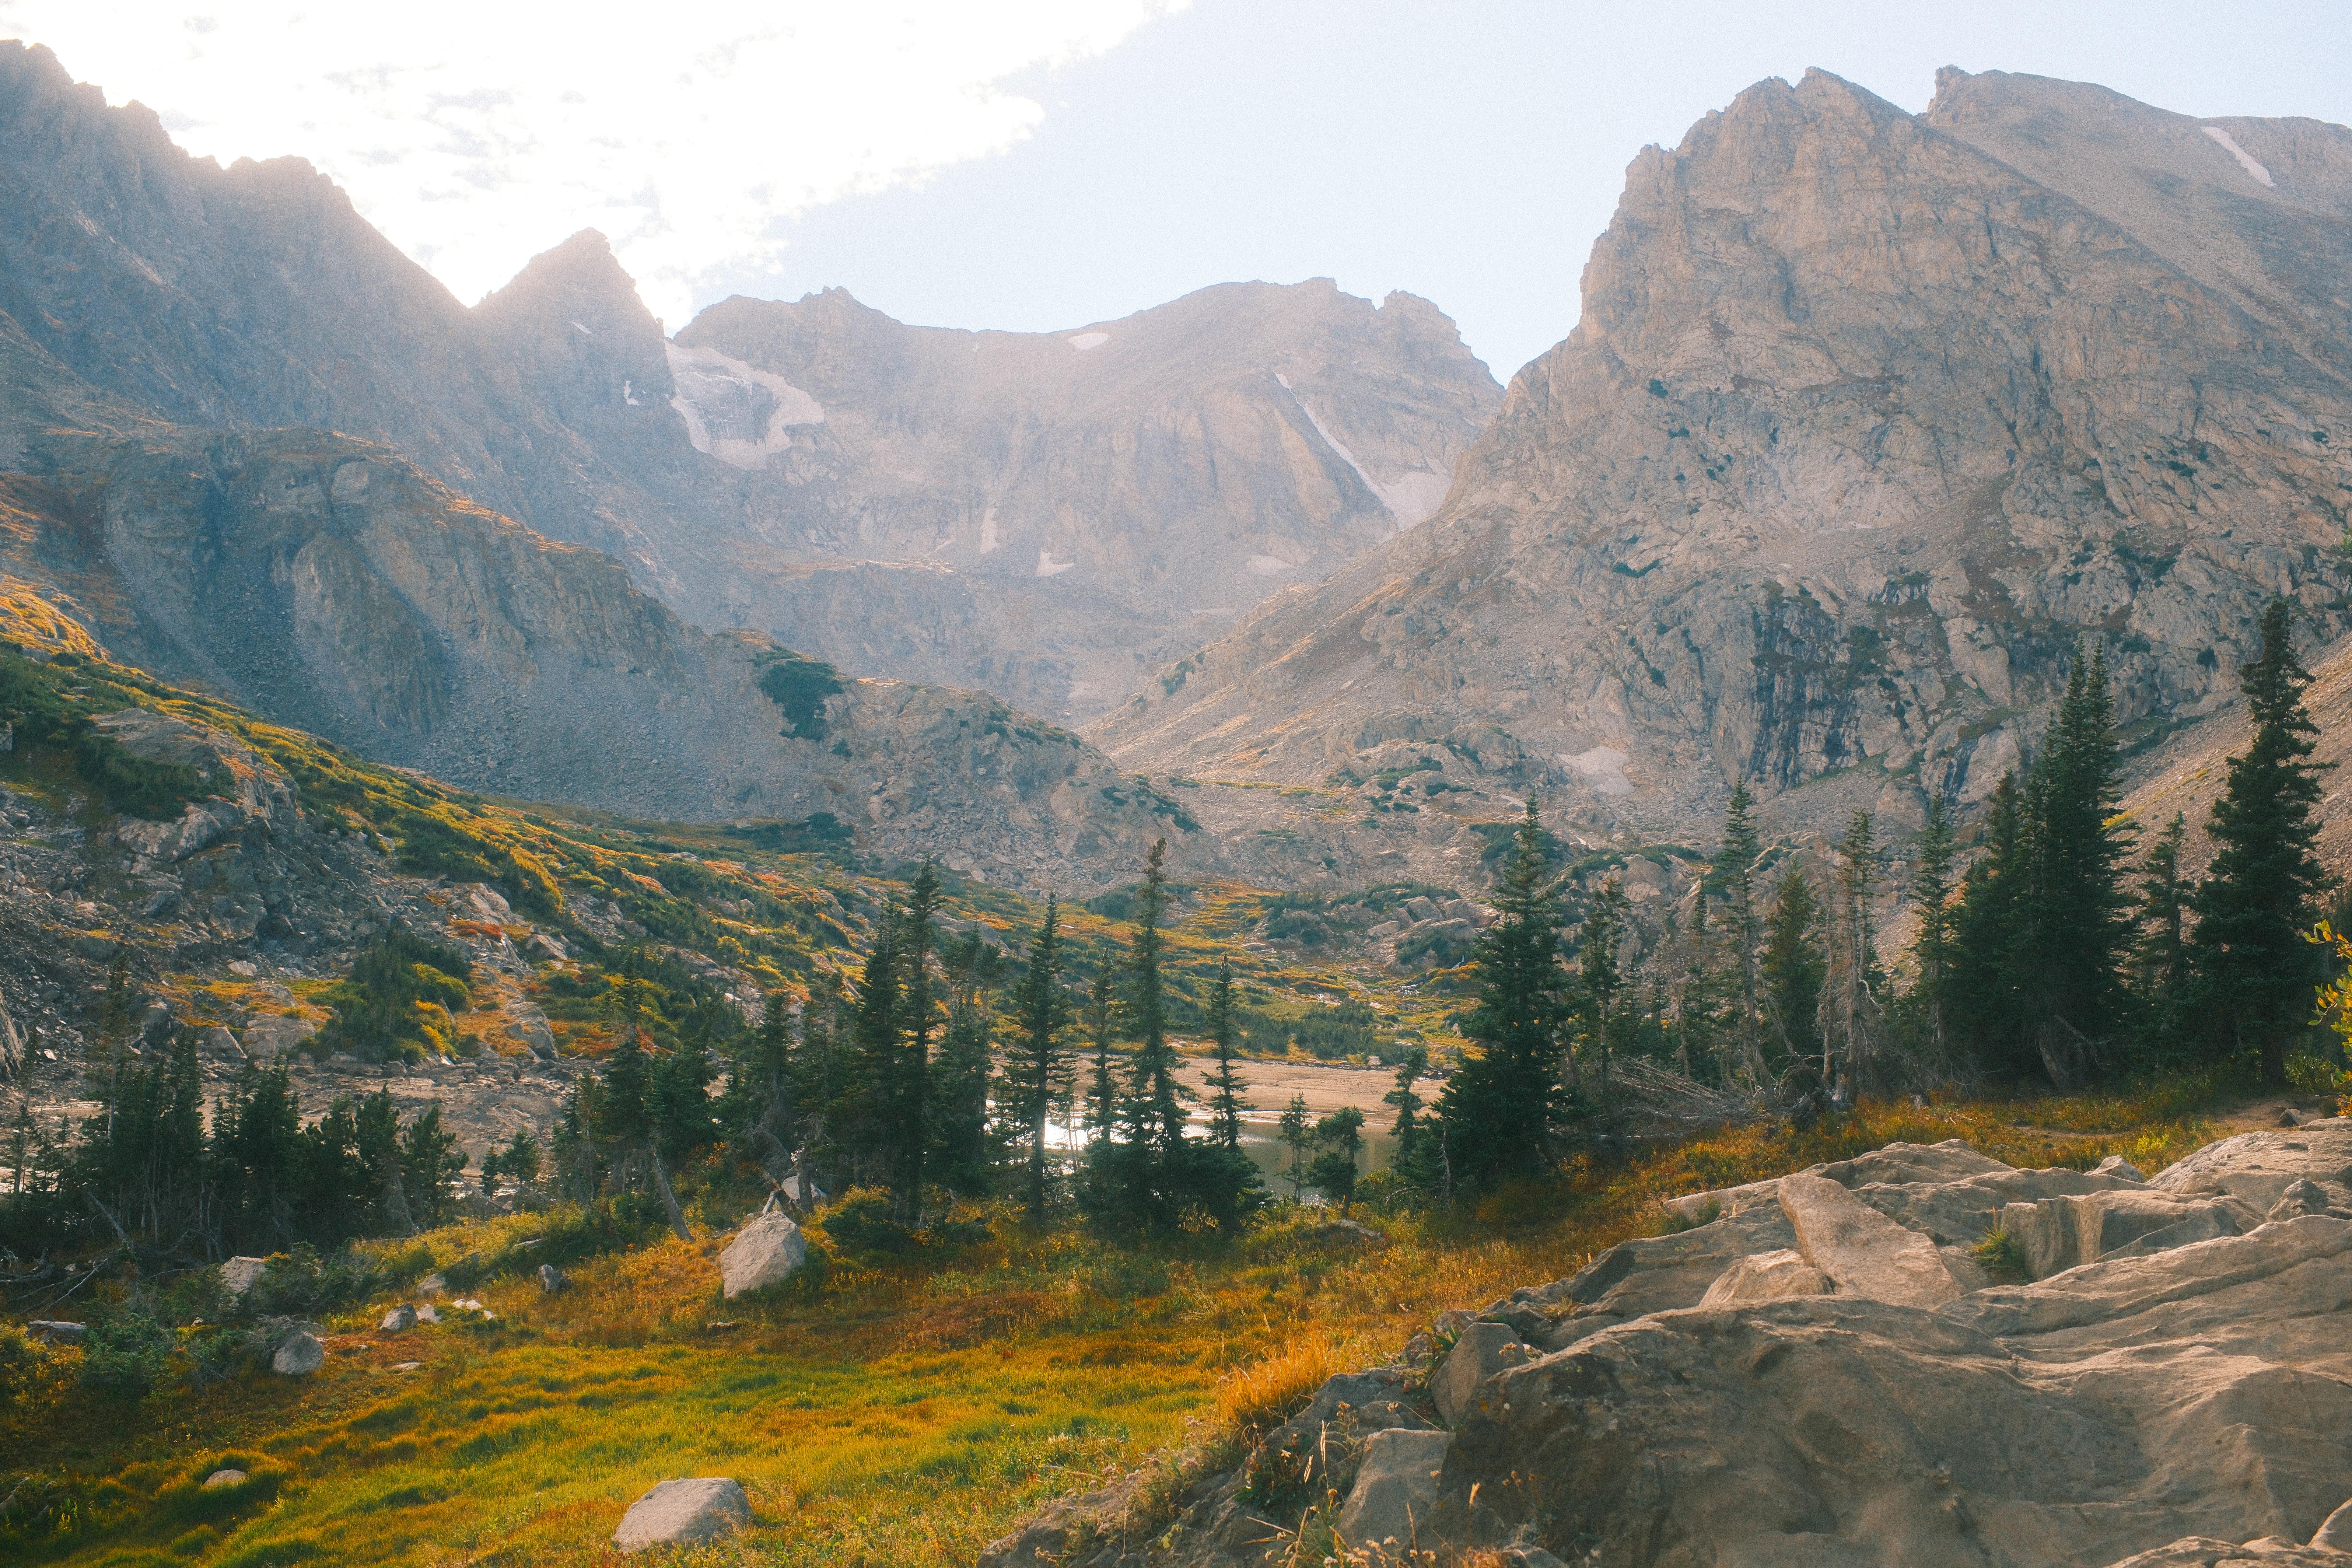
left=1032, top=1122, right=2352, bottom=1568
left=1096, top=67, right=2352, bottom=847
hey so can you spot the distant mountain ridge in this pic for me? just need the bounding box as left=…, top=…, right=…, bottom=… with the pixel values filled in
left=0, top=37, right=1502, bottom=725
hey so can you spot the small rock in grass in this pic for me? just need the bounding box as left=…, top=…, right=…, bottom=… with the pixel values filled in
left=203, top=1469, right=247, bottom=1489
left=414, top=1304, right=439, bottom=1324
left=538, top=1264, right=566, bottom=1295
left=272, top=1332, right=324, bottom=1376
left=720, top=1209, right=805, bottom=1299
left=613, top=1477, right=751, bottom=1551
left=416, top=1272, right=447, bottom=1296
left=220, top=1257, right=268, bottom=1296
left=380, top=1304, right=417, bottom=1332
left=392, top=1361, right=422, bottom=1372
left=26, top=1320, right=86, bottom=1346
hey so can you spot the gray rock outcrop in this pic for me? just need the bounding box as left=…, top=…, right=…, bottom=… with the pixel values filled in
left=270, top=1331, right=324, bottom=1376
left=611, top=1477, right=751, bottom=1552
left=1034, top=1122, right=2352, bottom=1568
left=1335, top=1428, right=1451, bottom=1555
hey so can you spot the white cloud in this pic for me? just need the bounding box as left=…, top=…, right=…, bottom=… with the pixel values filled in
left=0, top=2, right=1186, bottom=327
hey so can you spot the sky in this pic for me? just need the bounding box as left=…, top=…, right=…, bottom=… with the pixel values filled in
left=3, top=1, right=2349, bottom=380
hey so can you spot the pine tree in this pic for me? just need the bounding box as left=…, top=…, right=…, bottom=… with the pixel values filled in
left=1383, top=1043, right=1430, bottom=1164
left=1434, top=801, right=1572, bottom=1188
left=1577, top=878, right=1627, bottom=1097
left=1824, top=810, right=1885, bottom=1087
left=1082, top=839, right=1208, bottom=1231
left=1760, top=863, right=1824, bottom=1074
left=844, top=909, right=905, bottom=1192
left=1906, top=793, right=1959, bottom=1069
left=894, top=865, right=945, bottom=1220
left=2131, top=812, right=2192, bottom=1061
left=1948, top=770, right=2025, bottom=1069
left=1202, top=965, right=1249, bottom=1152
left=2010, top=642, right=2135, bottom=1083
left=2190, top=598, right=2334, bottom=1083
left=1122, top=841, right=1188, bottom=1154
left=1083, top=969, right=1118, bottom=1146
left=1277, top=1093, right=1311, bottom=1200
left=1305, top=1107, right=1366, bottom=1212
left=931, top=925, right=1000, bottom=1197
left=1710, top=780, right=1767, bottom=1083
left=1009, top=899, right=1072, bottom=1224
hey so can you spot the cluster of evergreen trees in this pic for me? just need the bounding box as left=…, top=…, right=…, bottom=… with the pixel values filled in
left=1553, top=600, right=2334, bottom=1122
left=9, top=600, right=2335, bottom=1262
left=691, top=845, right=1266, bottom=1235
left=4, top=1004, right=466, bottom=1261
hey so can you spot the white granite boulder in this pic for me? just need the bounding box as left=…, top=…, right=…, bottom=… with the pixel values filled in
left=720, top=1209, right=806, bottom=1299
left=613, top=1477, right=751, bottom=1551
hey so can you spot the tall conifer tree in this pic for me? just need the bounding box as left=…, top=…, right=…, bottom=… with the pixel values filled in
left=1435, top=801, right=1572, bottom=1188
left=1711, top=780, right=1767, bottom=1082
left=2190, top=598, right=2333, bottom=1083
left=1009, top=898, right=1072, bottom=1224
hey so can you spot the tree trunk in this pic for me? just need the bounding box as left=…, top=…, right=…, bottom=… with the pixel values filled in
left=646, top=1147, right=693, bottom=1242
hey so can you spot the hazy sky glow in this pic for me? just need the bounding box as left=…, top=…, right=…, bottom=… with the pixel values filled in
left=4, top=1, right=2349, bottom=376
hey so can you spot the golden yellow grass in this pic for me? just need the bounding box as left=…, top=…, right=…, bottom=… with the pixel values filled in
left=7, top=1089, right=2223, bottom=1566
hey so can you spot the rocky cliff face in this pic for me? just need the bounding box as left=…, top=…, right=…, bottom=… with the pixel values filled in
left=0, top=431, right=1197, bottom=891
left=657, top=281, right=1500, bottom=715
left=0, top=39, right=1502, bottom=725
left=1094, top=68, right=2352, bottom=844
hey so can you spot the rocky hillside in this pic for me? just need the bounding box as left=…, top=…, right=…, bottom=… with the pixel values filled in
left=0, top=430, right=1198, bottom=892
left=1094, top=68, right=2352, bottom=848
left=999, top=1125, right=2352, bottom=1567
left=0, top=40, right=1503, bottom=726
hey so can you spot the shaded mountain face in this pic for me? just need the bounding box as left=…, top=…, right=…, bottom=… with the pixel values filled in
left=0, top=39, right=1502, bottom=725
left=1094, top=68, right=2352, bottom=843
left=0, top=432, right=1196, bottom=891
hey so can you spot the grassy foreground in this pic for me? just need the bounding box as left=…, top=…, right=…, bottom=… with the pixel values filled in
left=4, top=1085, right=2230, bottom=1566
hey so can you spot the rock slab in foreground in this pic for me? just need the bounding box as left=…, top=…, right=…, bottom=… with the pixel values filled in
left=1779, top=1171, right=1960, bottom=1306
left=1028, top=1120, right=2352, bottom=1568
left=720, top=1210, right=806, bottom=1299
left=613, top=1477, right=751, bottom=1551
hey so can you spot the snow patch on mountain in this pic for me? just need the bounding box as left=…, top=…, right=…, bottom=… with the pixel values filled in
left=665, top=341, right=824, bottom=471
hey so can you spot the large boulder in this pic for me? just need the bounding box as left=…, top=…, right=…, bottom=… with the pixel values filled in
left=719, top=1209, right=806, bottom=1299
left=1337, top=1428, right=1452, bottom=1555
left=1778, top=1172, right=1961, bottom=1307
left=612, top=1477, right=751, bottom=1551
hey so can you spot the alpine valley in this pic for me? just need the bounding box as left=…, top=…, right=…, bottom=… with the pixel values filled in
left=9, top=29, right=2352, bottom=1568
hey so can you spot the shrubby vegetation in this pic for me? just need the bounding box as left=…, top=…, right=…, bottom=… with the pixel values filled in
left=310, top=924, right=474, bottom=1062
